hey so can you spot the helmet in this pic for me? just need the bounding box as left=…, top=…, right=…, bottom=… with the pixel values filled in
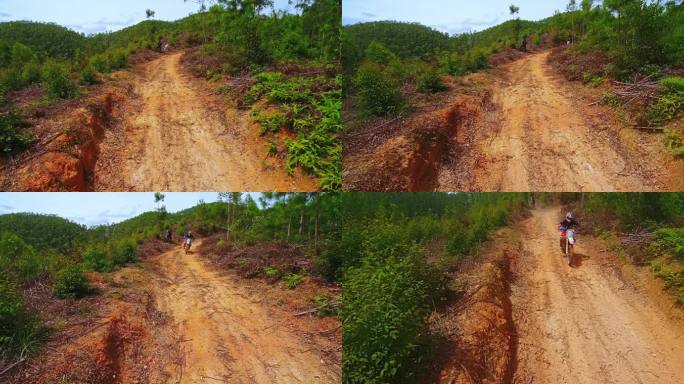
left=566, top=212, right=573, bottom=220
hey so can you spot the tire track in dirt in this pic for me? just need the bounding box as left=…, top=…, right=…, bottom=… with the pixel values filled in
left=441, top=51, right=679, bottom=192
left=512, top=207, right=684, bottom=383
left=149, top=241, right=339, bottom=384
left=95, top=52, right=317, bottom=191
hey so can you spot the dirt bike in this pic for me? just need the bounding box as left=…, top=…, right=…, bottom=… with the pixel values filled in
left=559, top=226, right=576, bottom=266
left=183, top=238, right=192, bottom=254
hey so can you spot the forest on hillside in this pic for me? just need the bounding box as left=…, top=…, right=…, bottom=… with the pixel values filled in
left=0, top=192, right=344, bottom=373
left=0, top=0, right=342, bottom=190
left=343, top=0, right=684, bottom=147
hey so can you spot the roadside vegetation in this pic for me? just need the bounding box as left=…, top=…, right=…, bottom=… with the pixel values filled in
left=343, top=1, right=684, bottom=146
left=339, top=193, right=528, bottom=383
left=0, top=192, right=342, bottom=378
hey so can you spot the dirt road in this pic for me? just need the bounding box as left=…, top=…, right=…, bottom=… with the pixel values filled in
left=95, top=52, right=316, bottom=191
left=146, top=241, right=339, bottom=384
left=439, top=51, right=681, bottom=191
left=512, top=207, right=684, bottom=383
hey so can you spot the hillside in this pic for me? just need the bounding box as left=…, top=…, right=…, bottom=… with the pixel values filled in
left=0, top=212, right=86, bottom=251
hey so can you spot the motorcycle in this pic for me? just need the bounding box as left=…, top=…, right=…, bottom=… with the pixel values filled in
left=559, top=226, right=576, bottom=266
left=183, top=238, right=192, bottom=254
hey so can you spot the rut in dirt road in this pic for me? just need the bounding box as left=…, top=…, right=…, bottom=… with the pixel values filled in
left=96, top=52, right=316, bottom=191
left=511, top=207, right=684, bottom=384
left=150, top=241, right=339, bottom=384
left=440, top=51, right=680, bottom=192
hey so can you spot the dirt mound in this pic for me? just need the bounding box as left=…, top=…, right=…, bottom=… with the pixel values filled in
left=343, top=98, right=481, bottom=191
left=431, top=229, right=519, bottom=384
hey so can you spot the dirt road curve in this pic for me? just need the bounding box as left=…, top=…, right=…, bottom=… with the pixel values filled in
left=97, top=52, right=316, bottom=191
left=151, top=241, right=339, bottom=384
left=512, top=207, right=684, bottom=383
left=448, top=51, right=677, bottom=191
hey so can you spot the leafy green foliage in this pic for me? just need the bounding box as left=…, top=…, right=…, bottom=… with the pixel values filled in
left=53, top=265, right=91, bottom=299
left=0, top=274, right=39, bottom=358
left=652, top=228, right=684, bottom=261
left=663, top=129, right=684, bottom=158
left=353, top=62, right=404, bottom=116
left=79, top=65, right=99, bottom=85
left=264, top=266, right=280, bottom=278
left=243, top=72, right=341, bottom=191
left=646, top=77, right=684, bottom=126
left=0, top=110, right=34, bottom=156
left=285, top=273, right=303, bottom=289
left=42, top=61, right=76, bottom=99
left=417, top=70, right=447, bottom=93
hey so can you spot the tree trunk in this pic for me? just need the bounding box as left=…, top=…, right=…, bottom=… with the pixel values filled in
left=299, top=212, right=304, bottom=236
left=227, top=203, right=232, bottom=242
left=314, top=195, right=320, bottom=254
left=287, top=215, right=291, bottom=243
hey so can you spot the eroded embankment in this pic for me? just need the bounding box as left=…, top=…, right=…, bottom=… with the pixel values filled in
left=342, top=94, right=484, bottom=191
left=1, top=91, right=122, bottom=191
left=431, top=227, right=520, bottom=384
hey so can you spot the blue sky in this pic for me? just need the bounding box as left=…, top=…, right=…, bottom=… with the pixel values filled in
left=0, top=0, right=297, bottom=34
left=0, top=192, right=261, bottom=227
left=343, top=0, right=576, bottom=35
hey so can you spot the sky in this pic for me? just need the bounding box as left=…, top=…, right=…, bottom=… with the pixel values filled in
left=0, top=192, right=261, bottom=227
left=343, top=0, right=577, bottom=35
left=0, top=0, right=298, bottom=35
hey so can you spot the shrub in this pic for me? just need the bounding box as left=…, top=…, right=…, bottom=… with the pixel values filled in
left=111, top=240, right=137, bottom=267
left=53, top=265, right=91, bottom=299
left=82, top=245, right=111, bottom=272
left=342, top=254, right=434, bottom=383
left=79, top=65, right=99, bottom=85
left=0, top=68, right=24, bottom=92
left=662, top=76, right=684, bottom=94
left=21, top=62, right=42, bottom=84
left=264, top=266, right=280, bottom=278
left=42, top=62, right=76, bottom=99
left=0, top=275, right=39, bottom=356
left=89, top=54, right=109, bottom=73
left=353, top=62, right=404, bottom=117
left=417, top=70, right=448, bottom=93
left=652, top=227, right=684, bottom=260
left=0, top=110, right=34, bottom=156
left=285, top=273, right=303, bottom=289
left=664, top=129, right=684, bottom=157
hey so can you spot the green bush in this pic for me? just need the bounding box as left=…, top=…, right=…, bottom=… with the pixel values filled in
left=0, top=275, right=39, bottom=357
left=111, top=239, right=137, bottom=267
left=342, top=220, right=449, bottom=383
left=42, top=61, right=76, bottom=99
left=353, top=62, right=404, bottom=117
left=342, top=254, right=436, bottom=383
left=264, top=266, right=280, bottom=278
left=53, top=265, right=91, bottom=299
left=285, top=273, right=303, bottom=289
left=664, top=129, right=684, bottom=157
left=652, top=227, right=684, bottom=260
left=79, top=65, right=99, bottom=85
left=89, top=53, right=109, bottom=73
left=82, top=245, right=111, bottom=272
left=0, top=68, right=24, bottom=92
left=0, top=110, right=34, bottom=156
left=21, top=62, right=42, bottom=84
left=417, top=70, right=448, bottom=93
left=662, top=76, right=684, bottom=94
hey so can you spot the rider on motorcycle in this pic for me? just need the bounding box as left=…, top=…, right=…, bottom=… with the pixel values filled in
left=559, top=212, right=578, bottom=252
left=183, top=231, right=194, bottom=249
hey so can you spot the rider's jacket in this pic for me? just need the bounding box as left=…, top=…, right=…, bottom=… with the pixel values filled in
left=560, top=218, right=578, bottom=229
